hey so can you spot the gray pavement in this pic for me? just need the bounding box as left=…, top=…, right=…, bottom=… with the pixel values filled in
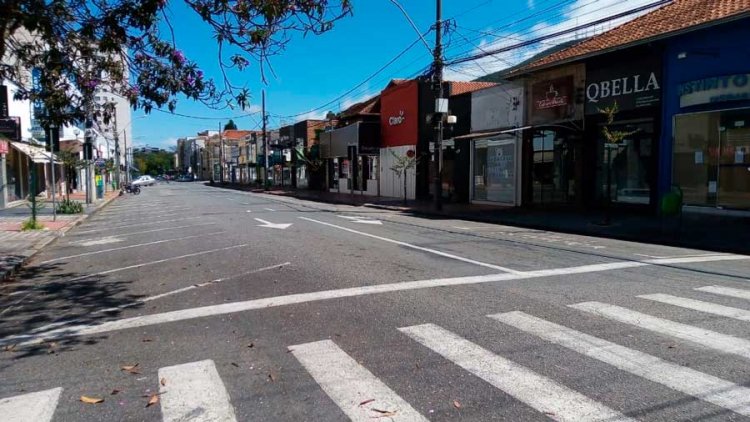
left=1, top=182, right=750, bottom=421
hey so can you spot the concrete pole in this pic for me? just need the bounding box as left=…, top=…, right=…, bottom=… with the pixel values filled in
left=0, top=152, right=7, bottom=209
left=113, top=108, right=121, bottom=189
left=433, top=0, right=444, bottom=211
left=262, top=89, right=268, bottom=190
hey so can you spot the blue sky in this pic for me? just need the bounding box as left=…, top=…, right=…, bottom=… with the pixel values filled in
left=132, top=0, right=660, bottom=148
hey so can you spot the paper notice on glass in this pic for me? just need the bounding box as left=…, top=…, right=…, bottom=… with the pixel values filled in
left=708, top=181, right=717, bottom=193
left=735, top=149, right=745, bottom=164
left=694, top=151, right=704, bottom=164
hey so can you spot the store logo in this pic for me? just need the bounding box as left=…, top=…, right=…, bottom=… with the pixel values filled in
left=679, top=74, right=750, bottom=108
left=536, top=84, right=568, bottom=109
left=388, top=110, right=406, bottom=126
left=586, top=72, right=660, bottom=103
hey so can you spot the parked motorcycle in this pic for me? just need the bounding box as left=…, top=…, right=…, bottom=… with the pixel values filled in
left=121, top=183, right=141, bottom=195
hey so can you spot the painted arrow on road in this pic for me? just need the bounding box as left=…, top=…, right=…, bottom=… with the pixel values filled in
left=254, top=218, right=292, bottom=230
left=338, top=215, right=383, bottom=225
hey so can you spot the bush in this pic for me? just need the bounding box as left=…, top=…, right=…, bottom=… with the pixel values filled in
left=21, top=219, right=45, bottom=231
left=57, top=198, right=84, bottom=214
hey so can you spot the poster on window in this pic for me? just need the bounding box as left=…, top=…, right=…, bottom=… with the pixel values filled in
left=486, top=141, right=516, bottom=203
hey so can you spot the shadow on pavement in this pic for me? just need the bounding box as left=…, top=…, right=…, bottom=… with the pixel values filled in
left=0, top=262, right=145, bottom=359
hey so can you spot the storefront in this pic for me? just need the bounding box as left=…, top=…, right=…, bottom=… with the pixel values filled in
left=379, top=80, right=419, bottom=200
left=320, top=121, right=380, bottom=196
left=583, top=49, right=662, bottom=209
left=522, top=64, right=585, bottom=207
left=662, top=18, right=750, bottom=211
left=463, top=83, right=524, bottom=205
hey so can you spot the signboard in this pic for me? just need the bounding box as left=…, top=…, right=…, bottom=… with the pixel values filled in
left=0, top=140, right=8, bottom=154
left=586, top=60, right=661, bottom=114
left=0, top=117, right=21, bottom=142
left=679, top=74, right=750, bottom=108
left=0, top=85, right=8, bottom=118
left=94, top=158, right=106, bottom=168
left=531, top=76, right=574, bottom=124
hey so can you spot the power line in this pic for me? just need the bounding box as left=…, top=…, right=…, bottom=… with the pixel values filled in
left=152, top=107, right=261, bottom=121
left=447, top=0, right=670, bottom=66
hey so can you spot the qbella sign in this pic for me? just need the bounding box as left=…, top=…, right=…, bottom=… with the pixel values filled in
left=585, top=62, right=661, bottom=115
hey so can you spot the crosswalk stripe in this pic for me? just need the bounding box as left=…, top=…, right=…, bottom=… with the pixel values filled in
left=399, top=323, right=634, bottom=422
left=490, top=311, right=750, bottom=416
left=158, top=359, right=237, bottom=422
left=0, top=387, right=62, bottom=422
left=639, top=294, right=750, bottom=322
left=695, top=285, right=750, bottom=301
left=289, top=339, right=428, bottom=421
left=570, top=301, right=750, bottom=360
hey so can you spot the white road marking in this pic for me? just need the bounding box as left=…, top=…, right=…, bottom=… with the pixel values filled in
left=0, top=387, right=62, bottom=422
left=647, top=255, right=749, bottom=264
left=73, top=216, right=205, bottom=234
left=399, top=323, right=633, bottom=422
left=639, top=294, right=750, bottom=322
left=290, top=339, right=428, bottom=422
left=338, top=215, right=383, bottom=225
left=570, top=301, right=750, bottom=359
left=264, top=208, right=276, bottom=211
left=245, top=210, right=252, bottom=213
left=254, top=218, right=292, bottom=230
left=159, top=360, right=237, bottom=422
left=37, top=232, right=227, bottom=265
left=69, top=223, right=215, bottom=242
left=491, top=311, right=750, bottom=416
left=64, top=243, right=248, bottom=283
left=633, top=253, right=727, bottom=259
left=695, top=285, right=750, bottom=301
left=2, top=254, right=747, bottom=347
left=73, top=237, right=125, bottom=247
left=19, top=263, right=293, bottom=336
left=300, top=216, right=523, bottom=274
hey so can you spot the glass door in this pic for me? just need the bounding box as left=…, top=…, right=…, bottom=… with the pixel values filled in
left=718, top=110, right=750, bottom=209
left=532, top=130, right=576, bottom=205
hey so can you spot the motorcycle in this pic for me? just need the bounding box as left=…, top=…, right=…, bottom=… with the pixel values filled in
left=121, top=183, right=141, bottom=195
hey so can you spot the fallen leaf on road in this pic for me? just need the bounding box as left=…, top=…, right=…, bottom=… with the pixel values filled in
left=111, top=389, right=121, bottom=395
left=371, top=408, right=398, bottom=418
left=453, top=400, right=462, bottom=409
left=268, top=373, right=276, bottom=382
left=121, top=363, right=140, bottom=374
left=247, top=343, right=254, bottom=348
left=145, top=394, right=159, bottom=408
left=359, top=399, right=375, bottom=406
left=668, top=344, right=676, bottom=349
left=80, top=396, right=104, bottom=404
left=3, top=344, right=16, bottom=352
left=141, top=338, right=153, bottom=343
left=231, top=362, right=239, bottom=368
left=160, top=378, right=166, bottom=387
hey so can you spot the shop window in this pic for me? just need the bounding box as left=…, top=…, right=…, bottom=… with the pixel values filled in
left=673, top=109, right=750, bottom=210
left=597, top=120, right=654, bottom=205
left=473, top=137, right=516, bottom=204
left=532, top=130, right=576, bottom=205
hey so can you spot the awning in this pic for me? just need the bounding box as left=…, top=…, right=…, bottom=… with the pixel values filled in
left=452, top=126, right=531, bottom=140
left=11, top=141, right=60, bottom=164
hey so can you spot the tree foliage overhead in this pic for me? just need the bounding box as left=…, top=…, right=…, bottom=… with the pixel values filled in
left=223, top=119, right=237, bottom=131
left=0, top=0, right=352, bottom=126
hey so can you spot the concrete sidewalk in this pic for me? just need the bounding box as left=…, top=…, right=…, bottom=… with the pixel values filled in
left=210, top=182, right=750, bottom=255
left=0, top=191, right=120, bottom=281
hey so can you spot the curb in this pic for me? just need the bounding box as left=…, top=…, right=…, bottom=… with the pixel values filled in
left=0, top=195, right=120, bottom=281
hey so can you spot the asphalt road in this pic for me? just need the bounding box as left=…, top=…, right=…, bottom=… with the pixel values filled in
left=1, top=182, right=750, bottom=421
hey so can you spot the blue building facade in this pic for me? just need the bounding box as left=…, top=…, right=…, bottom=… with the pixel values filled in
left=660, top=17, right=750, bottom=210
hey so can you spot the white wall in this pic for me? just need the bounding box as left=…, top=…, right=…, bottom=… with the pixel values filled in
left=379, top=145, right=416, bottom=200
left=4, top=80, right=32, bottom=140
left=471, top=84, right=524, bottom=132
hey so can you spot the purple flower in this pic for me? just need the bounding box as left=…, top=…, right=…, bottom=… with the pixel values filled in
left=84, top=79, right=99, bottom=90
left=172, top=50, right=185, bottom=66
left=185, top=75, right=195, bottom=87
left=196, top=70, right=204, bottom=80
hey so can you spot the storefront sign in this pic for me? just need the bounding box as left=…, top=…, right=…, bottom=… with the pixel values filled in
left=585, top=60, right=661, bottom=114
left=0, top=117, right=21, bottom=142
left=679, top=74, right=750, bottom=108
left=388, top=110, right=406, bottom=126
left=531, top=76, right=574, bottom=123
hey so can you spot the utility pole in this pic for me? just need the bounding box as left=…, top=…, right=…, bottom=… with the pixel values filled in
left=123, top=132, right=130, bottom=183
left=262, top=89, right=268, bottom=191
left=218, top=121, right=224, bottom=183
left=113, top=108, right=121, bottom=190
left=433, top=0, right=445, bottom=211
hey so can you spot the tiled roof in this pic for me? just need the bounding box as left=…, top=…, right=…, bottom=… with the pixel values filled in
left=222, top=130, right=254, bottom=140
left=449, top=81, right=497, bottom=96
left=521, top=0, right=750, bottom=72
left=340, top=95, right=381, bottom=117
